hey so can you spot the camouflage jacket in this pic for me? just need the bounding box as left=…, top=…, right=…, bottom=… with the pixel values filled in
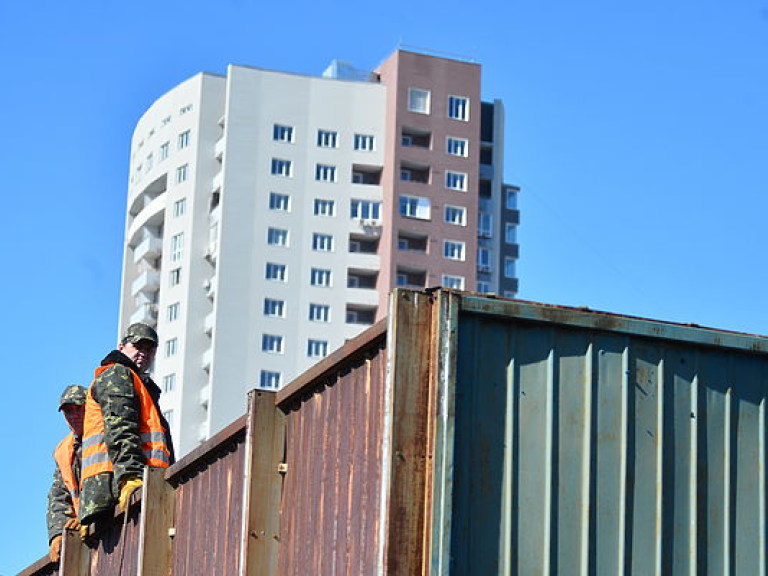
left=46, top=437, right=81, bottom=542
left=79, top=350, right=174, bottom=525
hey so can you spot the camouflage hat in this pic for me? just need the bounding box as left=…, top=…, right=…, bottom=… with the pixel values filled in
left=122, top=322, right=159, bottom=345
left=58, top=385, right=87, bottom=410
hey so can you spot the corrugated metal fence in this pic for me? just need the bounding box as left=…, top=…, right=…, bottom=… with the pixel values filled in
left=17, top=290, right=768, bottom=575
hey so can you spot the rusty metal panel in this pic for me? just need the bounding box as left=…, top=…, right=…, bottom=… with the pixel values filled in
left=170, top=431, right=246, bottom=576
left=15, top=556, right=58, bottom=576
left=88, top=506, right=142, bottom=575
left=440, top=294, right=768, bottom=575
left=277, top=333, right=388, bottom=575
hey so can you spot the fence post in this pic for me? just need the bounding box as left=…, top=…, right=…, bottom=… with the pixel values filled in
left=239, top=390, right=286, bottom=576
left=137, top=466, right=175, bottom=576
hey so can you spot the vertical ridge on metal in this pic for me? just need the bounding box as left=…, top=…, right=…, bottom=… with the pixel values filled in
left=239, top=390, right=285, bottom=576
left=137, top=465, right=175, bottom=576
left=60, top=527, right=90, bottom=576
left=383, top=289, right=438, bottom=575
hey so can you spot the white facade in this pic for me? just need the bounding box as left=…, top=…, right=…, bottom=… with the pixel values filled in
left=120, top=52, right=519, bottom=456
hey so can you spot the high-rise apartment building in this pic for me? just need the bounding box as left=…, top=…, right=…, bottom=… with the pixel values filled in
left=119, top=49, right=520, bottom=456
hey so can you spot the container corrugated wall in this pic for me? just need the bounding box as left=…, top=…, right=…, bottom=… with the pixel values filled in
left=437, top=293, right=768, bottom=575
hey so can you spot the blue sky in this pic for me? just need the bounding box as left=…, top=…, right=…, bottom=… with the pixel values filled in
left=1, top=0, right=766, bottom=572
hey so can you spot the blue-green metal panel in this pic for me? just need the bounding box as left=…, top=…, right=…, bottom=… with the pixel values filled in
left=445, top=296, right=768, bottom=575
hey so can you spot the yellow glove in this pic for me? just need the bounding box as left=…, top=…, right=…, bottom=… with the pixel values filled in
left=79, top=524, right=89, bottom=538
left=63, top=516, right=81, bottom=531
left=118, top=477, right=143, bottom=511
left=48, top=534, right=62, bottom=563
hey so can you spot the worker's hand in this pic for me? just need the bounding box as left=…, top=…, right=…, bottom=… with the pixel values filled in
left=118, top=477, right=143, bottom=511
left=48, top=535, right=62, bottom=563
left=79, top=524, right=89, bottom=538
left=63, top=516, right=81, bottom=531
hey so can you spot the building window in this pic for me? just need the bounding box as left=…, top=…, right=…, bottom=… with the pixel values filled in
left=445, top=171, right=467, bottom=191
left=162, top=373, right=176, bottom=393
left=260, top=370, right=281, bottom=389
left=446, top=137, right=469, bottom=157
left=350, top=200, right=381, bottom=221
left=163, top=410, right=174, bottom=427
left=506, top=189, right=517, bottom=210
left=478, top=212, right=492, bottom=238
left=176, top=164, right=189, bottom=183
left=170, top=233, right=184, bottom=262
left=312, top=233, right=334, bottom=252
left=161, top=116, right=171, bottom=126
left=478, top=248, right=491, bottom=271
left=444, top=205, right=466, bottom=226
left=273, top=124, right=294, bottom=143
left=178, top=130, right=190, bottom=149
left=444, top=240, right=466, bottom=261
left=408, top=88, right=431, bottom=114
left=173, top=198, right=187, bottom=217
left=159, top=141, right=170, bottom=161
left=179, top=104, right=193, bottom=115
left=353, top=134, right=375, bottom=151
left=269, top=192, right=290, bottom=211
left=265, top=262, right=287, bottom=282
left=169, top=268, right=181, bottom=286
left=504, top=257, right=516, bottom=278
left=317, top=130, right=338, bottom=148
left=505, top=223, right=516, bottom=244
left=448, top=96, right=470, bottom=121
left=267, top=227, right=289, bottom=247
left=399, top=195, right=431, bottom=220
left=145, top=153, right=153, bottom=172
left=307, top=339, right=328, bottom=358
left=271, top=158, right=292, bottom=177
left=443, top=275, right=465, bottom=290
left=477, top=281, right=491, bottom=293
left=167, top=302, right=180, bottom=322
left=262, top=334, right=284, bottom=354
left=165, top=338, right=178, bottom=358
left=263, top=298, right=286, bottom=317
left=315, top=164, right=337, bottom=182
left=309, top=303, right=330, bottom=322
left=400, top=168, right=412, bottom=181
left=310, top=268, right=332, bottom=287
left=314, top=199, right=335, bottom=216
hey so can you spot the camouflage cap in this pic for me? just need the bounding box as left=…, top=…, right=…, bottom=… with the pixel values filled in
left=122, top=322, right=159, bottom=345
left=58, top=385, right=87, bottom=410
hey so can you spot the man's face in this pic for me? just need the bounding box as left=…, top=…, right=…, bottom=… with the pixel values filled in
left=119, top=339, right=157, bottom=371
left=62, top=404, right=85, bottom=436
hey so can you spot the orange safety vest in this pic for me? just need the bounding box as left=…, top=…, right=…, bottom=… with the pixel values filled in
left=53, top=433, right=80, bottom=513
left=81, top=364, right=171, bottom=480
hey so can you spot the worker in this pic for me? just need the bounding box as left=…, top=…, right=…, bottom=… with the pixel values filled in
left=47, top=385, right=87, bottom=562
left=79, top=322, right=174, bottom=528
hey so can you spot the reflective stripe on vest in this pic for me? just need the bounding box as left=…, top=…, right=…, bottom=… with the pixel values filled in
left=53, top=433, right=80, bottom=512
left=81, top=364, right=171, bottom=480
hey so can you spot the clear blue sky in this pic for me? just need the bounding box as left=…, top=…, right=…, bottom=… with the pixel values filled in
left=1, top=0, right=766, bottom=572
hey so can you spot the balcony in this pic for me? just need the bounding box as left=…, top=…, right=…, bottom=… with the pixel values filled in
left=131, top=271, right=160, bottom=297
left=214, top=138, right=225, bottom=161
left=202, top=348, right=213, bottom=372
left=203, top=276, right=217, bottom=300
left=212, top=171, right=223, bottom=193
left=133, top=234, right=162, bottom=265
left=479, top=163, right=494, bottom=181
left=199, top=384, right=211, bottom=407
left=129, top=303, right=158, bottom=325
left=204, top=312, right=215, bottom=336
left=351, top=218, right=383, bottom=237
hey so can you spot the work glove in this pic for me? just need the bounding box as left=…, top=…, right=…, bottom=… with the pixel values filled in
left=48, top=535, right=62, bottom=563
left=118, top=477, right=143, bottom=511
left=63, top=516, right=81, bottom=531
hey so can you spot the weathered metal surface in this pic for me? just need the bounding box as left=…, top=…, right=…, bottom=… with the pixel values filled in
left=277, top=328, right=388, bottom=575
left=441, top=296, right=768, bottom=575
left=16, top=556, right=58, bottom=576
left=88, top=506, right=141, bottom=575
left=169, top=429, right=246, bottom=576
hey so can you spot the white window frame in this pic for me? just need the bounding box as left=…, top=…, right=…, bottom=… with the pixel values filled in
left=353, top=134, right=375, bottom=151
left=169, top=268, right=181, bottom=286
left=351, top=200, right=381, bottom=220
left=167, top=302, right=180, bottom=322
left=162, top=373, right=176, bottom=393
left=265, top=262, right=287, bottom=282
left=448, top=96, right=470, bottom=121
left=170, top=233, right=184, bottom=262
left=445, top=171, right=467, bottom=191
left=317, top=130, right=338, bottom=148
left=159, top=141, right=170, bottom=160
left=315, top=164, right=337, bottom=183
left=399, top=195, right=431, bottom=220
left=506, top=189, right=517, bottom=210
left=267, top=227, right=289, bottom=247
left=260, top=370, right=281, bottom=389
left=446, top=137, right=469, bottom=157
left=165, top=338, right=178, bottom=358
left=478, top=212, right=493, bottom=238
left=263, top=298, right=286, bottom=318
left=444, top=205, right=467, bottom=226
left=310, top=268, right=332, bottom=287
left=176, top=163, right=189, bottom=183
left=173, top=198, right=186, bottom=218
left=478, top=247, right=491, bottom=271
left=262, top=334, right=284, bottom=354
left=273, top=124, right=294, bottom=143
left=178, top=130, right=190, bottom=149
left=443, top=240, right=466, bottom=261
left=309, top=303, right=330, bottom=323
left=271, top=158, right=292, bottom=177
left=408, top=88, right=431, bottom=114
left=312, top=233, right=334, bottom=252
left=477, top=281, right=491, bottom=294
left=307, top=339, right=329, bottom=358
left=505, top=223, right=516, bottom=244
left=314, top=199, right=336, bottom=216
left=442, top=275, right=465, bottom=290
left=269, top=192, right=290, bottom=211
